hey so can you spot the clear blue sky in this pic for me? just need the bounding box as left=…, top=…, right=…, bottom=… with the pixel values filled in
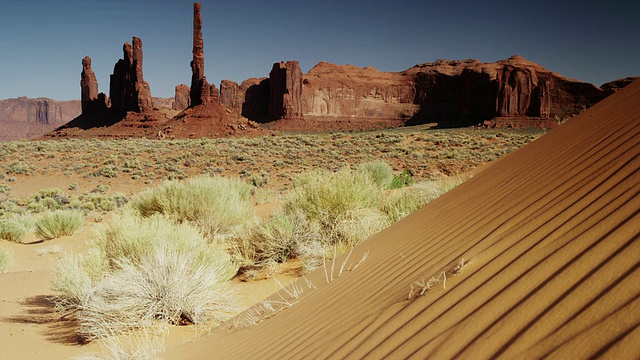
left=0, top=0, right=638, bottom=100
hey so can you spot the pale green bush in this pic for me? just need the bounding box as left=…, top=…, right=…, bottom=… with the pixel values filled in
left=35, top=210, right=84, bottom=239
left=0, top=247, right=13, bottom=273
left=130, top=176, right=254, bottom=237
left=77, top=247, right=238, bottom=340
left=0, top=215, right=33, bottom=243
left=52, top=211, right=239, bottom=340
left=285, top=169, right=383, bottom=226
left=357, top=161, right=393, bottom=189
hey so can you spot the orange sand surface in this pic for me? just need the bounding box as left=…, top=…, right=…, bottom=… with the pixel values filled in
left=165, top=80, right=640, bottom=359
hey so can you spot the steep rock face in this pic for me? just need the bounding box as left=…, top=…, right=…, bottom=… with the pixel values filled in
left=302, top=62, right=418, bottom=120
left=0, top=98, right=81, bottom=140
left=296, top=56, right=609, bottom=126
left=80, top=56, right=107, bottom=113
left=172, top=84, right=191, bottom=110
left=268, top=61, right=303, bottom=119
left=220, top=80, right=243, bottom=115
left=601, top=77, right=640, bottom=93
left=241, top=78, right=269, bottom=120
left=109, top=37, right=153, bottom=113
left=189, top=2, right=218, bottom=107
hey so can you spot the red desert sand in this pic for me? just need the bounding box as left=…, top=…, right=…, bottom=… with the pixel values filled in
left=166, top=80, right=640, bottom=359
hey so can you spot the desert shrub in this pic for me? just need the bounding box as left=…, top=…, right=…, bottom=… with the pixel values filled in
left=382, top=187, right=433, bottom=223
left=232, top=210, right=321, bottom=272
left=5, top=161, right=33, bottom=175
left=240, top=168, right=388, bottom=271
left=382, top=176, right=471, bottom=223
left=357, top=161, right=393, bottom=189
left=0, top=184, right=11, bottom=193
left=248, top=170, right=270, bottom=188
left=77, top=247, right=237, bottom=340
left=73, top=324, right=167, bottom=360
left=0, top=247, right=13, bottom=273
left=27, top=188, right=70, bottom=212
left=34, top=210, right=84, bottom=239
left=91, top=211, right=237, bottom=280
left=330, top=208, right=390, bottom=251
left=51, top=250, right=106, bottom=314
left=130, top=176, right=254, bottom=237
left=52, top=212, right=239, bottom=341
left=285, top=169, right=383, bottom=226
left=390, top=169, right=414, bottom=189
left=0, top=215, right=33, bottom=243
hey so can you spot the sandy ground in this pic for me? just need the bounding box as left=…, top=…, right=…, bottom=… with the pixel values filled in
left=0, top=199, right=289, bottom=360
left=162, top=80, right=640, bottom=358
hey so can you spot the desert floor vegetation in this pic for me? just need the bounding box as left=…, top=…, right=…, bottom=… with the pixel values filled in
left=52, top=210, right=239, bottom=342
left=0, top=126, right=543, bottom=359
left=0, top=246, right=13, bottom=272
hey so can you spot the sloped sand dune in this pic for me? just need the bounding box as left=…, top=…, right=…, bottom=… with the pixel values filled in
left=166, top=79, right=640, bottom=359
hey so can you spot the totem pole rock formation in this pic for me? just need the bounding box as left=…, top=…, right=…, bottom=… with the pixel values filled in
left=268, top=61, right=304, bottom=120
left=189, top=2, right=218, bottom=106
left=173, top=84, right=191, bottom=110
left=109, top=37, right=153, bottom=113
left=80, top=56, right=107, bottom=113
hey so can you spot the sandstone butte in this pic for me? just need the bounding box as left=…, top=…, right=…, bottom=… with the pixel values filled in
left=164, top=78, right=640, bottom=359
left=25, top=1, right=637, bottom=140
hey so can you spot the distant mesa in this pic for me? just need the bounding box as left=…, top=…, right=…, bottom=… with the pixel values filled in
left=34, top=2, right=638, bottom=140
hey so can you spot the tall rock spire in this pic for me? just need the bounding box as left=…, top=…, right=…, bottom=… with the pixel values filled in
left=80, top=56, right=107, bottom=114
left=189, top=2, right=217, bottom=106
left=80, top=56, right=99, bottom=113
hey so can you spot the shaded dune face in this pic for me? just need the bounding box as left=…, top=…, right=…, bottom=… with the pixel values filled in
left=167, top=80, right=640, bottom=359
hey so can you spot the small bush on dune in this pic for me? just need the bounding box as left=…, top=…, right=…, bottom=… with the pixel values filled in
left=232, top=210, right=321, bottom=272
left=285, top=169, right=383, bottom=226
left=357, top=161, right=393, bottom=189
left=35, top=210, right=84, bottom=239
left=390, top=169, right=414, bottom=189
left=51, top=250, right=107, bottom=314
left=0, top=247, right=14, bottom=273
left=91, top=210, right=238, bottom=280
left=77, top=247, right=238, bottom=340
left=130, top=176, right=254, bottom=237
left=382, top=187, right=433, bottom=223
left=52, top=211, right=239, bottom=340
left=330, top=208, right=390, bottom=251
left=236, top=167, right=390, bottom=272
left=0, top=215, right=33, bottom=243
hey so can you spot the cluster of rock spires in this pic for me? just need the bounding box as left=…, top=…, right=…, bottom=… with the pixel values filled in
left=80, top=37, right=153, bottom=115
left=68, top=2, right=635, bottom=137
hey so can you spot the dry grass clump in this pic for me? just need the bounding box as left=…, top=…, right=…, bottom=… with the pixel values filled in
left=0, top=214, right=33, bottom=242
left=77, top=247, right=237, bottom=340
left=0, top=246, right=14, bottom=273
left=234, top=167, right=388, bottom=275
left=35, top=210, right=84, bottom=240
left=285, top=169, right=384, bottom=224
left=357, top=161, right=393, bottom=189
left=74, top=324, right=167, bottom=360
left=233, top=164, right=474, bottom=276
left=130, top=176, right=255, bottom=237
left=52, top=211, right=239, bottom=341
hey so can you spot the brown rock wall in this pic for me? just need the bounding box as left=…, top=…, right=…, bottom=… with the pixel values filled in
left=268, top=61, right=303, bottom=120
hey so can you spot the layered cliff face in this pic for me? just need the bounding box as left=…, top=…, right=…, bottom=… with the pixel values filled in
left=0, top=98, right=81, bottom=140
left=302, top=62, right=418, bottom=120
left=297, top=56, right=609, bottom=125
